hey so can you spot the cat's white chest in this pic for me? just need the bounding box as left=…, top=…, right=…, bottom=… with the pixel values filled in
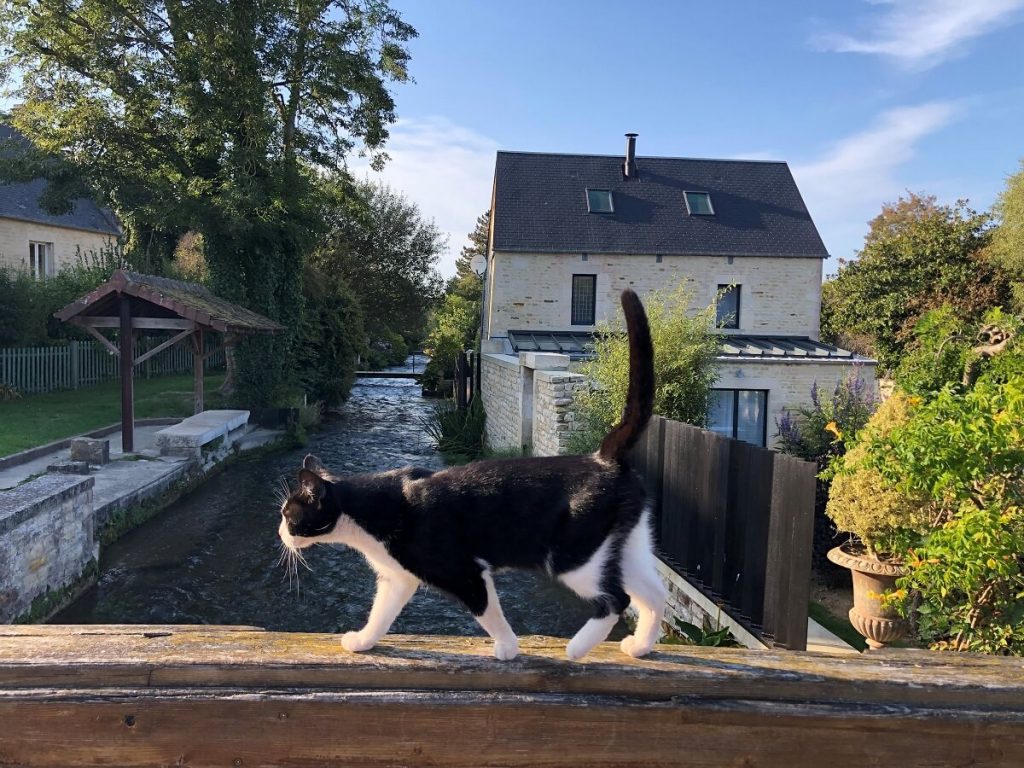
left=332, top=516, right=412, bottom=579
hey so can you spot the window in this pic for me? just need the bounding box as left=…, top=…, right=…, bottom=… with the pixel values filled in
left=571, top=274, right=596, bottom=325
left=29, top=242, right=54, bottom=279
left=708, top=389, right=767, bottom=447
left=716, top=284, right=740, bottom=329
left=586, top=189, right=614, bottom=214
left=684, top=191, right=714, bottom=215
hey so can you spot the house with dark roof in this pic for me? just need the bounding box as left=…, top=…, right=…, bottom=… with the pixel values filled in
left=480, top=134, right=874, bottom=451
left=0, top=125, right=120, bottom=278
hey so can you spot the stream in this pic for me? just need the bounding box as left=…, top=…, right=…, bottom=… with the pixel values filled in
left=54, top=359, right=612, bottom=639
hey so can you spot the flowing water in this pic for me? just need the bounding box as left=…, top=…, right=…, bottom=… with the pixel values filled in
left=54, top=359, right=612, bottom=639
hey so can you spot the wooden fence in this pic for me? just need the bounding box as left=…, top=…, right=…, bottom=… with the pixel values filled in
left=630, top=416, right=817, bottom=650
left=0, top=338, right=226, bottom=396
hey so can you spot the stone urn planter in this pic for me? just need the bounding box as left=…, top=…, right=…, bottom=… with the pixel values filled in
left=827, top=544, right=910, bottom=649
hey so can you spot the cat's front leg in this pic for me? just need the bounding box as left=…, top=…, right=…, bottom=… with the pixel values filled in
left=342, top=572, right=419, bottom=653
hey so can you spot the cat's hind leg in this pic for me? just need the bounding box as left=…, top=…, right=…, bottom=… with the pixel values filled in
left=620, top=509, right=668, bottom=658
left=342, top=570, right=420, bottom=653
left=560, top=538, right=629, bottom=660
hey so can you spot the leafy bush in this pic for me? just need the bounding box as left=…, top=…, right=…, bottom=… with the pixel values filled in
left=0, top=382, right=20, bottom=400
left=824, top=391, right=934, bottom=557
left=870, top=375, right=1024, bottom=654
left=362, top=325, right=410, bottom=370
left=422, top=396, right=486, bottom=461
left=423, top=293, right=478, bottom=381
left=568, top=285, right=720, bottom=453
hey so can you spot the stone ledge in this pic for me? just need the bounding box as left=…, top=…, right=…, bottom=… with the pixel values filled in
left=0, top=476, right=94, bottom=536
left=481, top=352, right=521, bottom=371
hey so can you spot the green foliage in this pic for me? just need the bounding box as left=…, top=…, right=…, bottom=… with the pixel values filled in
left=869, top=374, right=1024, bottom=654
left=0, top=382, right=21, bottom=401
left=659, top=616, right=742, bottom=648
left=423, top=294, right=478, bottom=380
left=317, top=180, right=444, bottom=357
left=1, top=0, right=417, bottom=404
left=569, top=285, right=720, bottom=453
left=295, top=263, right=365, bottom=406
left=821, top=193, right=1009, bottom=370
left=0, top=246, right=129, bottom=346
left=775, top=367, right=878, bottom=466
left=422, top=397, right=486, bottom=462
left=824, top=391, right=934, bottom=557
left=447, top=210, right=488, bottom=303
left=892, top=305, right=971, bottom=395
left=990, top=160, right=1024, bottom=312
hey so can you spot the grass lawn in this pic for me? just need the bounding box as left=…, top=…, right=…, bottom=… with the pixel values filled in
left=0, top=373, right=227, bottom=457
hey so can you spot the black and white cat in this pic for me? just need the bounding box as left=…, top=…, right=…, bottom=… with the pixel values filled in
left=278, top=289, right=667, bottom=661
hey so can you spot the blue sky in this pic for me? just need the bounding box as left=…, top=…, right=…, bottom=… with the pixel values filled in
left=352, top=0, right=1024, bottom=277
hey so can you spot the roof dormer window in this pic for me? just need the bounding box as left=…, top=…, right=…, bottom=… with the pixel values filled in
left=586, top=189, right=614, bottom=214
left=684, top=191, right=714, bottom=215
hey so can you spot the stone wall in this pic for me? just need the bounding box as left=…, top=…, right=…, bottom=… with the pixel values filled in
left=480, top=353, right=522, bottom=451
left=0, top=476, right=98, bottom=622
left=485, top=251, right=823, bottom=340
left=0, top=219, right=116, bottom=274
left=532, top=369, right=588, bottom=457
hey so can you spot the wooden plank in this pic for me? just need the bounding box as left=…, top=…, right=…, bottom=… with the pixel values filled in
left=0, top=631, right=1023, bottom=767
left=738, top=444, right=774, bottom=625
left=118, top=296, right=134, bottom=453
left=132, top=327, right=195, bottom=367
left=762, top=454, right=817, bottom=650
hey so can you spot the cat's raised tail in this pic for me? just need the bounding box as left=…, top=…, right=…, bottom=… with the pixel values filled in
left=598, top=289, right=655, bottom=463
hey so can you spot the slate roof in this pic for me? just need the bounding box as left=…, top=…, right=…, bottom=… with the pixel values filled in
left=55, top=270, right=284, bottom=334
left=507, top=330, right=870, bottom=362
left=492, top=151, right=828, bottom=258
left=0, top=125, right=121, bottom=235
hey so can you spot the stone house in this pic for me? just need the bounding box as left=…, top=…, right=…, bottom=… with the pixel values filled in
left=0, top=125, right=120, bottom=278
left=480, top=134, right=874, bottom=453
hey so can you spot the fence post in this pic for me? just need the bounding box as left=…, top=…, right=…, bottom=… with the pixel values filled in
left=69, top=341, right=80, bottom=390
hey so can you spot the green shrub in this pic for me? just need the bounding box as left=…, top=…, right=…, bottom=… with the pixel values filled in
left=422, top=396, right=486, bottom=462
left=825, top=391, right=934, bottom=557
left=423, top=293, right=478, bottom=381
left=568, top=285, right=720, bottom=453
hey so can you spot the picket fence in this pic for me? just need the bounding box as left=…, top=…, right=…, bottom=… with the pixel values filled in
left=0, top=338, right=226, bottom=396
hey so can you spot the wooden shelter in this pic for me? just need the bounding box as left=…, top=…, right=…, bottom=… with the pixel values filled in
left=54, top=270, right=283, bottom=452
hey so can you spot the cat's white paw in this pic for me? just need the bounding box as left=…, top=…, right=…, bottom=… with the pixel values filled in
left=620, top=635, right=653, bottom=658
left=493, top=639, right=519, bottom=661
left=565, top=638, right=590, bottom=661
left=341, top=631, right=376, bottom=653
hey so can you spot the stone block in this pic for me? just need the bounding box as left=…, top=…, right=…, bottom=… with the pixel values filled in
left=47, top=461, right=91, bottom=475
left=70, top=438, right=110, bottom=465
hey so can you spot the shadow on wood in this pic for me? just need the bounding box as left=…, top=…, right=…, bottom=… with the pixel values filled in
left=0, top=627, right=1022, bottom=767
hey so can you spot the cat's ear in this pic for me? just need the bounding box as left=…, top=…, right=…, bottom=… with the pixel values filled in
left=298, top=469, right=326, bottom=501
left=302, top=454, right=327, bottom=477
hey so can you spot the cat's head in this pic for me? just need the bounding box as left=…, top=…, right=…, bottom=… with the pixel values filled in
left=278, top=454, right=341, bottom=550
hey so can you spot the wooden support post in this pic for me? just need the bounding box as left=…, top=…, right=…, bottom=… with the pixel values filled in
left=118, top=295, right=134, bottom=453
left=193, top=327, right=204, bottom=415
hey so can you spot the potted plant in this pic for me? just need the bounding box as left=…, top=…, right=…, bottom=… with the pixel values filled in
left=824, top=391, right=934, bottom=649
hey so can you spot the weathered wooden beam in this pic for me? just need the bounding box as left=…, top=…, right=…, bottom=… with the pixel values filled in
left=132, top=327, right=195, bottom=367
left=72, top=317, right=196, bottom=330
left=81, top=325, right=119, bottom=357
left=0, top=629, right=1022, bottom=767
left=192, top=327, right=204, bottom=414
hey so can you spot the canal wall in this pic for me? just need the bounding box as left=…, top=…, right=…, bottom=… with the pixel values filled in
left=0, top=476, right=98, bottom=623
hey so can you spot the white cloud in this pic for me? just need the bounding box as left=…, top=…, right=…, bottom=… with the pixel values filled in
left=348, top=117, right=498, bottom=278
left=792, top=102, right=959, bottom=263
left=817, top=0, right=1024, bottom=69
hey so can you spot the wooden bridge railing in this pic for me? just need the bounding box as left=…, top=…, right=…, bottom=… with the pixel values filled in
left=0, top=625, right=1022, bottom=767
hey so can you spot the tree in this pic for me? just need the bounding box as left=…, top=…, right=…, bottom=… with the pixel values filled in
left=990, top=160, right=1024, bottom=312
left=317, top=180, right=444, bottom=359
left=821, top=193, right=1009, bottom=370
left=0, top=0, right=416, bottom=403
left=447, top=210, right=488, bottom=302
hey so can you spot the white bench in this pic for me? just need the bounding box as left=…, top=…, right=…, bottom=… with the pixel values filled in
left=154, top=410, right=250, bottom=457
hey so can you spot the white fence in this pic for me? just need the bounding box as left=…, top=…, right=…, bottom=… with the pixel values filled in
left=0, top=338, right=226, bottom=395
